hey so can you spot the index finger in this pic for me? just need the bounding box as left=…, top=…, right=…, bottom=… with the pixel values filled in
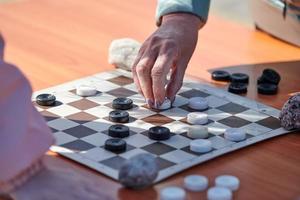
left=151, top=50, right=178, bottom=106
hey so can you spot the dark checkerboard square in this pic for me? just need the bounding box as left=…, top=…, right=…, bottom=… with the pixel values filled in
left=107, top=75, right=134, bottom=86
left=142, top=142, right=176, bottom=155
left=181, top=146, right=215, bottom=155
left=40, top=110, right=60, bottom=122
left=50, top=127, right=59, bottom=133
left=178, top=89, right=209, bottom=98
left=65, top=112, right=98, bottom=124
left=156, top=157, right=176, bottom=170
left=141, top=114, right=175, bottom=126
left=68, top=99, right=100, bottom=110
left=61, top=140, right=95, bottom=151
left=106, top=87, right=137, bottom=98
left=218, top=116, right=251, bottom=128
left=216, top=102, right=249, bottom=114
left=100, top=156, right=127, bottom=170
left=63, top=125, right=97, bottom=138
left=256, top=116, right=281, bottom=129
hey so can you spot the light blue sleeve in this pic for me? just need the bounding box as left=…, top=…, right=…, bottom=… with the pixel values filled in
left=156, top=0, right=211, bottom=26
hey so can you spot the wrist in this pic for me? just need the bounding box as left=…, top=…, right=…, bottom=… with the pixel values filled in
left=161, top=13, right=204, bottom=30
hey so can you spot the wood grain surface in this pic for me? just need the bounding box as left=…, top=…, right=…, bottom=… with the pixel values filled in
left=0, top=0, right=300, bottom=199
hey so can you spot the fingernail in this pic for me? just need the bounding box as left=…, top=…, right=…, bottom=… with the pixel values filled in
left=146, top=99, right=154, bottom=107
left=154, top=100, right=161, bottom=109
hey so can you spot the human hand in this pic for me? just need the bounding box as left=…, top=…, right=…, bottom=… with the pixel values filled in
left=12, top=165, right=112, bottom=200
left=132, top=13, right=203, bottom=108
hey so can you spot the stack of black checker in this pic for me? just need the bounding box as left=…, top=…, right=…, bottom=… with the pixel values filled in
left=211, top=68, right=280, bottom=95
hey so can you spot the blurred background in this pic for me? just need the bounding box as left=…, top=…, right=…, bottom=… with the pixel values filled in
left=0, top=0, right=299, bottom=92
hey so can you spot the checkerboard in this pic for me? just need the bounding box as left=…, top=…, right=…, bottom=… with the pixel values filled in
left=33, top=69, right=290, bottom=183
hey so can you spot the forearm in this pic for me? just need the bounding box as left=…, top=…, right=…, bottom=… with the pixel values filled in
left=0, top=61, right=54, bottom=194
left=156, top=0, right=211, bottom=26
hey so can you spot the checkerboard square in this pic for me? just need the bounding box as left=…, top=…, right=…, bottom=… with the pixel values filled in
left=47, top=104, right=81, bottom=117
left=235, top=109, right=269, bottom=122
left=208, top=136, right=235, bottom=149
left=65, top=112, right=98, bottom=124
left=142, top=142, right=176, bottom=155
left=68, top=99, right=100, bottom=110
left=172, top=95, right=189, bottom=107
left=82, top=119, right=113, bottom=132
left=205, top=95, right=229, bottom=108
left=100, top=156, right=127, bottom=170
left=155, top=157, right=176, bottom=170
left=81, top=132, right=110, bottom=147
left=179, top=89, right=210, bottom=98
left=242, top=123, right=272, bottom=136
left=161, top=150, right=196, bottom=164
left=141, top=114, right=175, bottom=126
left=80, top=147, right=115, bottom=162
left=106, top=87, right=137, bottom=98
left=218, top=116, right=251, bottom=128
left=47, top=118, right=79, bottom=131
left=161, top=135, right=191, bottom=149
left=205, top=108, right=231, bottom=121
left=107, top=75, right=133, bottom=86
left=256, top=116, right=281, bottom=129
left=216, top=102, right=249, bottom=114
left=84, top=105, right=113, bottom=118
left=122, top=133, right=154, bottom=147
left=61, top=140, right=96, bottom=151
left=160, top=107, right=189, bottom=120
left=40, top=110, right=60, bottom=122
left=119, top=148, right=151, bottom=159
left=53, top=131, right=78, bottom=145
left=63, top=125, right=97, bottom=138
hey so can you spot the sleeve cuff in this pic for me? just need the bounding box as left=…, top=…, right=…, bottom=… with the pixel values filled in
left=156, top=0, right=211, bottom=26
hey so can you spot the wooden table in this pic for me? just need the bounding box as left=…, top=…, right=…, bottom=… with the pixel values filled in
left=1, top=0, right=300, bottom=199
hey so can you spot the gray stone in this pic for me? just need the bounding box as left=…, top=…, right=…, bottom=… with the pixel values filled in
left=279, top=93, right=300, bottom=130
left=118, top=153, right=158, bottom=189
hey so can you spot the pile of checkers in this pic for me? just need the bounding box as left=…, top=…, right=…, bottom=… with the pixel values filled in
left=160, top=174, right=240, bottom=200
left=211, top=68, right=281, bottom=95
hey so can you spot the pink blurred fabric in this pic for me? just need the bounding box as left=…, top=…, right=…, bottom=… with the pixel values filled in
left=0, top=60, right=54, bottom=183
